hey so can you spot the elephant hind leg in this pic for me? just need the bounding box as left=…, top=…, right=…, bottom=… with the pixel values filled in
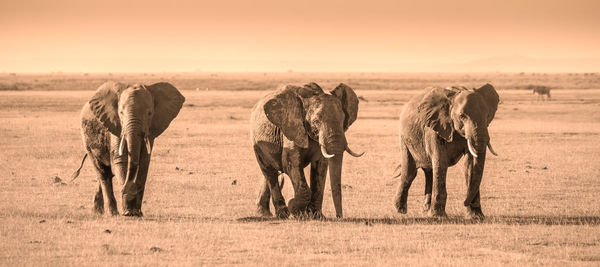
left=422, top=168, right=433, bottom=212
left=93, top=183, right=104, bottom=214
left=393, top=144, right=418, bottom=214
left=253, top=146, right=287, bottom=218
left=90, top=156, right=118, bottom=216
left=256, top=177, right=272, bottom=217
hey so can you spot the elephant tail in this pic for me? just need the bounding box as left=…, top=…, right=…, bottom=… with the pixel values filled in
left=392, top=163, right=402, bottom=178
left=70, top=153, right=88, bottom=182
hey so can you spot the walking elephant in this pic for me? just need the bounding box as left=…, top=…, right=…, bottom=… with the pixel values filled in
left=532, top=86, right=551, bottom=101
left=251, top=82, right=363, bottom=219
left=74, top=81, right=185, bottom=216
left=394, top=84, right=499, bottom=219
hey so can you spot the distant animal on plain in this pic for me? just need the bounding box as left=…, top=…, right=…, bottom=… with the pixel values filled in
left=532, top=86, right=551, bottom=101
left=394, top=84, right=499, bottom=219
left=250, top=82, right=363, bottom=219
left=72, top=82, right=185, bottom=216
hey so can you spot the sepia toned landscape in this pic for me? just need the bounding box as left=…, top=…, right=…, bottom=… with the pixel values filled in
left=0, top=72, right=599, bottom=265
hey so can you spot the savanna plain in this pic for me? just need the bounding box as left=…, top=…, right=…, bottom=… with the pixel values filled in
left=1, top=73, right=599, bottom=265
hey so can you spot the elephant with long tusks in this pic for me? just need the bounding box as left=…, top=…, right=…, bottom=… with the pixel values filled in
left=251, top=82, right=363, bottom=219
left=72, top=81, right=185, bottom=216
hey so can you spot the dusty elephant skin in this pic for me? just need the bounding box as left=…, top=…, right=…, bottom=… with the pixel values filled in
left=75, top=81, right=185, bottom=216
left=250, top=82, right=363, bottom=219
left=394, top=84, right=499, bottom=219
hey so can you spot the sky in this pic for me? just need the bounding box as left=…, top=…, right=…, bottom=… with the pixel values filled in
left=1, top=0, right=599, bottom=72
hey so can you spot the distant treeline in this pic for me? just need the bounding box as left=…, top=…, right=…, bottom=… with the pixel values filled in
left=0, top=72, right=598, bottom=91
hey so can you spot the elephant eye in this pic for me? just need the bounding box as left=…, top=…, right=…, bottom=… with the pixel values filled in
left=148, top=111, right=152, bottom=116
left=459, top=114, right=467, bottom=120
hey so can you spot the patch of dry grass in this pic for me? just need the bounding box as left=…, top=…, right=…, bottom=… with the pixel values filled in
left=0, top=81, right=599, bottom=265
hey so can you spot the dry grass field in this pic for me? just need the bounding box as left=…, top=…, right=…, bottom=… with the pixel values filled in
left=0, top=73, right=599, bottom=265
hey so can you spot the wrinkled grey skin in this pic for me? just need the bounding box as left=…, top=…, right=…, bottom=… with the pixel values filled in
left=394, top=84, right=499, bottom=219
left=79, top=81, right=184, bottom=216
left=532, top=86, right=551, bottom=101
left=251, top=82, right=361, bottom=219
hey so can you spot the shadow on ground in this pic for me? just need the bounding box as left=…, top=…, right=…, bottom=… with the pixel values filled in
left=237, top=215, right=600, bottom=226
left=7, top=209, right=598, bottom=226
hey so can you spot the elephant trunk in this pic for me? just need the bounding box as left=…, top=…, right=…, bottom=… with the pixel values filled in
left=122, top=119, right=143, bottom=202
left=464, top=127, right=489, bottom=207
left=319, top=132, right=347, bottom=218
left=328, top=153, right=344, bottom=218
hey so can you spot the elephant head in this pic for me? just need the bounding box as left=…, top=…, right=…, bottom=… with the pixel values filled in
left=88, top=82, right=185, bottom=208
left=263, top=82, right=362, bottom=218
left=419, top=84, right=499, bottom=207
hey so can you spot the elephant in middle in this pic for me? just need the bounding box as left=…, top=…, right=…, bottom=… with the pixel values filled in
left=251, top=82, right=363, bottom=219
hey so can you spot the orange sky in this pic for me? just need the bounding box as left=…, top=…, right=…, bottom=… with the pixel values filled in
left=1, top=0, right=599, bottom=72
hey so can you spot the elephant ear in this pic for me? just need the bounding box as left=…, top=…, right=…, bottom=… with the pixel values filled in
left=88, top=82, right=128, bottom=136
left=475, top=83, right=499, bottom=125
left=417, top=87, right=456, bottom=142
left=264, top=86, right=309, bottom=148
left=330, top=83, right=359, bottom=130
left=146, top=82, right=186, bottom=138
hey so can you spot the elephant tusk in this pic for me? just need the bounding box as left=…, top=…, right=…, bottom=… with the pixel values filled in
left=277, top=171, right=285, bottom=188
left=321, top=145, right=335, bottom=159
left=487, top=142, right=498, bottom=156
left=345, top=145, right=364, bottom=157
left=118, top=134, right=126, bottom=156
left=467, top=139, right=478, bottom=158
left=144, top=135, right=152, bottom=155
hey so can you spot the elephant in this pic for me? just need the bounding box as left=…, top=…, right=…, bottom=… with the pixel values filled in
left=73, top=81, right=185, bottom=216
left=251, top=82, right=363, bottom=219
left=393, top=84, right=499, bottom=219
left=532, top=86, right=551, bottom=101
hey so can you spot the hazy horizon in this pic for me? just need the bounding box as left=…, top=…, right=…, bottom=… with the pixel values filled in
left=2, top=0, right=599, bottom=72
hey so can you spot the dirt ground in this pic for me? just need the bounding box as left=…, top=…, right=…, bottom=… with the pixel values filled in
left=0, top=77, right=599, bottom=265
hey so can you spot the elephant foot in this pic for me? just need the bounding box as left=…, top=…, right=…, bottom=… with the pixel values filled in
left=93, top=206, right=104, bottom=215
left=108, top=208, right=119, bottom=216
left=306, top=207, right=326, bottom=220
left=256, top=206, right=272, bottom=217
left=427, top=209, right=447, bottom=218
left=123, top=209, right=143, bottom=217
left=465, top=206, right=485, bottom=220
left=274, top=206, right=290, bottom=219
left=93, top=193, right=104, bottom=215
left=288, top=198, right=309, bottom=217
left=290, top=211, right=313, bottom=220
left=395, top=202, right=407, bottom=214
left=396, top=207, right=407, bottom=214
left=393, top=195, right=407, bottom=214
left=310, top=211, right=325, bottom=220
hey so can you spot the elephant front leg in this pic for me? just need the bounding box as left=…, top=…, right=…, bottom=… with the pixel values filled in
left=429, top=163, right=448, bottom=218
left=283, top=151, right=311, bottom=217
left=308, top=159, right=327, bottom=219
